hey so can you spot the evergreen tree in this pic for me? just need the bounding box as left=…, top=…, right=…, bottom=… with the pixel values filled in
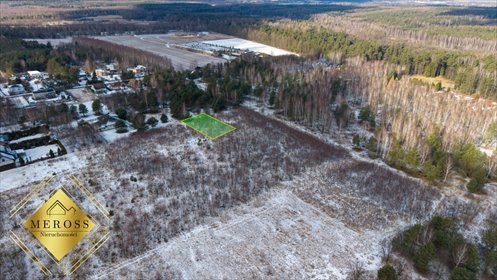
left=146, top=117, right=158, bottom=127
left=406, top=148, right=420, bottom=167
left=450, top=267, right=475, bottom=280
left=116, top=108, right=127, bottom=120
left=377, top=264, right=397, bottom=280
left=366, top=137, right=378, bottom=158
left=160, top=113, right=168, bottom=123
left=467, top=174, right=485, bottom=193
left=92, top=99, right=102, bottom=115
left=352, top=135, right=360, bottom=147
left=114, top=119, right=128, bottom=133
left=70, top=104, right=78, bottom=118
left=121, top=70, right=134, bottom=80
left=78, top=104, right=88, bottom=116
left=269, top=90, right=276, bottom=106
left=397, top=224, right=421, bottom=256
left=422, top=162, right=442, bottom=181
left=132, top=113, right=146, bottom=131
left=212, top=97, right=226, bottom=112
left=91, top=71, right=98, bottom=83
left=435, top=81, right=442, bottom=91
left=358, top=105, right=375, bottom=127
left=388, top=140, right=407, bottom=169
left=413, top=242, right=436, bottom=272
left=483, top=227, right=497, bottom=276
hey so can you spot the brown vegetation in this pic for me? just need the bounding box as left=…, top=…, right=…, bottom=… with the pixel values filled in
left=344, top=57, right=497, bottom=159
left=74, top=37, right=172, bottom=70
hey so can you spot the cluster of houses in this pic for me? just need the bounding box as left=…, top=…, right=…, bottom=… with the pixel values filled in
left=0, top=62, right=150, bottom=171
left=89, top=80, right=135, bottom=95
left=86, top=64, right=146, bottom=95
left=0, top=64, right=147, bottom=108
left=0, top=70, right=67, bottom=107
left=92, top=64, right=146, bottom=80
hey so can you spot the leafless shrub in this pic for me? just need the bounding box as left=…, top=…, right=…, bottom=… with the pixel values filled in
left=346, top=261, right=366, bottom=280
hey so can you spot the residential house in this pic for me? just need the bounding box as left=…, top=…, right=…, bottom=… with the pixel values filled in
left=32, top=88, right=56, bottom=100
left=105, top=64, right=118, bottom=75
left=133, top=65, right=147, bottom=74
left=27, top=70, right=43, bottom=79
left=95, top=69, right=107, bottom=78
left=78, top=69, right=89, bottom=81
left=91, top=82, right=108, bottom=94
left=108, top=81, right=127, bottom=91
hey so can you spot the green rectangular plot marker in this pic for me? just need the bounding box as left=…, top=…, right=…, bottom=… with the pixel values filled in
left=181, top=113, right=236, bottom=140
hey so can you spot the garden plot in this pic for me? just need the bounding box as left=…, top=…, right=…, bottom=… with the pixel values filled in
left=23, top=144, right=60, bottom=161
left=182, top=113, right=236, bottom=140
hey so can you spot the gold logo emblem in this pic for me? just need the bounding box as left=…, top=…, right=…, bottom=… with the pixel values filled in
left=9, top=175, right=110, bottom=276
left=24, top=189, right=96, bottom=261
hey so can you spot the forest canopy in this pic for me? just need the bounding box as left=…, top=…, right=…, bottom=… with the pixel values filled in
left=242, top=22, right=497, bottom=99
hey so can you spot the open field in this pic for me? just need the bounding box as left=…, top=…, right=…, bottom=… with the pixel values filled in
left=182, top=113, right=236, bottom=140
left=93, top=33, right=231, bottom=70
left=92, top=33, right=296, bottom=69
left=23, top=38, right=72, bottom=47
left=95, top=189, right=391, bottom=279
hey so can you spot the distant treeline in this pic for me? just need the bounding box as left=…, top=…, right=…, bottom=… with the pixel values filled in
left=65, top=3, right=359, bottom=21
left=440, top=7, right=497, bottom=19
left=0, top=3, right=359, bottom=38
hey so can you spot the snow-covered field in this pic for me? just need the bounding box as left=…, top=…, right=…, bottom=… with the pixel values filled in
left=23, top=38, right=73, bottom=47
left=23, top=144, right=59, bottom=161
left=9, top=133, right=48, bottom=145
left=93, top=33, right=296, bottom=70
left=100, top=129, right=134, bottom=142
left=8, top=96, right=30, bottom=108
left=94, top=34, right=227, bottom=70
left=95, top=189, right=387, bottom=280
left=0, top=151, right=89, bottom=192
left=1, top=107, right=495, bottom=280
left=202, top=38, right=297, bottom=56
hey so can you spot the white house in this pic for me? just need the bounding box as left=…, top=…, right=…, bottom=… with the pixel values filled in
left=27, top=71, right=43, bottom=79
left=133, top=65, right=147, bottom=73
left=95, top=69, right=107, bottom=77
